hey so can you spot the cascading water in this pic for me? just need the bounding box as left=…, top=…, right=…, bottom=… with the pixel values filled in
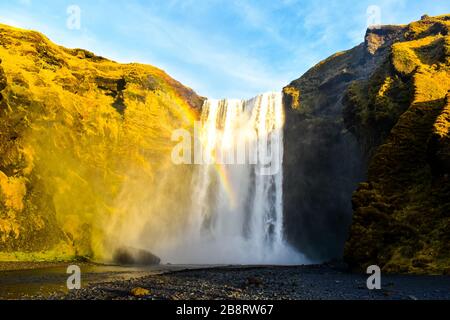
left=163, top=92, right=306, bottom=264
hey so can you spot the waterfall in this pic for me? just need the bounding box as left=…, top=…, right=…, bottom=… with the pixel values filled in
left=163, top=92, right=306, bottom=264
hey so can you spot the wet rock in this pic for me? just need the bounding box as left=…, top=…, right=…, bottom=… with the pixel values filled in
left=113, top=247, right=161, bottom=266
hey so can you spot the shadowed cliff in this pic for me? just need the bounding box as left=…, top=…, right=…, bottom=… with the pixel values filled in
left=282, top=23, right=404, bottom=262
left=284, top=14, right=450, bottom=273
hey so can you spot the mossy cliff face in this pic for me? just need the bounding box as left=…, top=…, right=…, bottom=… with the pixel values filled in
left=344, top=15, right=450, bottom=274
left=283, top=15, right=450, bottom=272
left=0, top=24, right=203, bottom=261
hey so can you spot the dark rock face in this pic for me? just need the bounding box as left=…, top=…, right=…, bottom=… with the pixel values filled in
left=282, top=25, right=405, bottom=262
left=0, top=60, right=6, bottom=106
left=283, top=105, right=363, bottom=261
left=364, top=25, right=404, bottom=55
left=0, top=61, right=6, bottom=91
left=113, top=247, right=161, bottom=266
left=95, top=76, right=127, bottom=114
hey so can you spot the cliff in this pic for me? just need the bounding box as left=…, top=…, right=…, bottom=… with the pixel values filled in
left=283, top=14, right=450, bottom=274
left=282, top=23, right=403, bottom=261
left=0, top=24, right=202, bottom=261
left=344, top=15, right=450, bottom=274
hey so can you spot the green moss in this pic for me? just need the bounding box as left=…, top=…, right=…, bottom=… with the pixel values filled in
left=0, top=240, right=80, bottom=261
left=344, top=15, right=450, bottom=274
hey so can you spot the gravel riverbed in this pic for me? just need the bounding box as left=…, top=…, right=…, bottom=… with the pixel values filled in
left=1, top=263, right=449, bottom=300
left=54, top=264, right=450, bottom=300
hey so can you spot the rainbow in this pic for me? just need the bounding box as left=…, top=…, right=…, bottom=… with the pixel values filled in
left=214, top=163, right=237, bottom=208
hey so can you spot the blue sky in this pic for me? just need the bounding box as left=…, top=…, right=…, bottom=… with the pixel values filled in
left=0, top=0, right=449, bottom=99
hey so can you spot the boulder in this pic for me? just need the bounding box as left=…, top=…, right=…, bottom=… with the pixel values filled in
left=112, top=247, right=161, bottom=266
